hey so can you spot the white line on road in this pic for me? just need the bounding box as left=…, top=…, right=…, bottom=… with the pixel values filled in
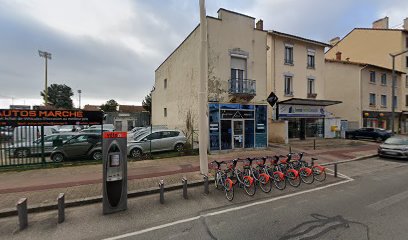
left=103, top=176, right=354, bottom=240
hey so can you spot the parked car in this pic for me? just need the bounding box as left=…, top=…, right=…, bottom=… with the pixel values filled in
left=378, top=136, right=408, bottom=159
left=89, top=124, right=115, bottom=132
left=128, top=126, right=168, bottom=139
left=80, top=128, right=109, bottom=134
left=57, top=125, right=82, bottom=132
left=127, top=129, right=186, bottom=158
left=10, top=132, right=78, bottom=157
left=345, top=127, right=392, bottom=142
left=13, top=126, right=59, bottom=144
left=50, top=133, right=102, bottom=162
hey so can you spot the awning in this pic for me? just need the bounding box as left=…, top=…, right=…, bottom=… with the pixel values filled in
left=278, top=98, right=342, bottom=106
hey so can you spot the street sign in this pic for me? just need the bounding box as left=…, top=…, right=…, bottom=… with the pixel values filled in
left=267, top=92, right=278, bottom=107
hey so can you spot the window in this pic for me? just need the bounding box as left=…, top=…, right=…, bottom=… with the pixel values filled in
left=146, top=132, right=161, bottom=141
left=284, top=45, right=294, bottom=64
left=307, top=78, right=315, bottom=94
left=164, top=108, right=167, bottom=117
left=406, top=56, right=408, bottom=68
left=394, top=96, right=398, bottom=108
left=406, top=37, right=408, bottom=48
left=406, top=95, right=408, bottom=107
left=284, top=76, right=293, bottom=96
left=381, top=95, right=387, bottom=107
left=307, top=49, right=315, bottom=68
left=369, top=71, right=376, bottom=83
left=369, top=93, right=376, bottom=106
left=406, top=76, right=408, bottom=88
left=381, top=73, right=387, bottom=85
left=164, top=79, right=167, bottom=89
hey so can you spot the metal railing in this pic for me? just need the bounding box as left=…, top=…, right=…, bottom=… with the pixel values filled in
left=228, top=79, right=256, bottom=95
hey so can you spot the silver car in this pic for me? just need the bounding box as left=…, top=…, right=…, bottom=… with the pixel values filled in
left=378, top=136, right=408, bottom=159
left=127, top=129, right=186, bottom=158
left=10, top=132, right=78, bottom=157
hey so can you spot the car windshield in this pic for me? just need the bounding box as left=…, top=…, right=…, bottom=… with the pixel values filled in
left=59, top=125, right=74, bottom=130
left=384, top=137, right=408, bottom=145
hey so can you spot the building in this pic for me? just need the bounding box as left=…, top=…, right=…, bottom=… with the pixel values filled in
left=104, top=105, right=149, bottom=131
left=152, top=9, right=268, bottom=151
left=266, top=31, right=341, bottom=140
left=325, top=58, right=404, bottom=131
left=325, top=16, right=408, bottom=132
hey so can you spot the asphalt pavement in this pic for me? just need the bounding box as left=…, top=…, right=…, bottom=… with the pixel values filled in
left=1, top=156, right=408, bottom=239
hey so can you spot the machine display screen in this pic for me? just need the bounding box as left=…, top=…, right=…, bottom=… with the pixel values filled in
left=109, top=154, right=120, bottom=167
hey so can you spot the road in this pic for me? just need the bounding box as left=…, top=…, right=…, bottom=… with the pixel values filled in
left=1, top=156, right=408, bottom=239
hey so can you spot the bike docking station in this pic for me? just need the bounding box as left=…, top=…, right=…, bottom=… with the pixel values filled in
left=102, top=131, right=128, bottom=215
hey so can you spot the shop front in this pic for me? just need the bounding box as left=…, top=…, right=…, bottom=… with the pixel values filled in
left=208, top=103, right=267, bottom=151
left=276, top=98, right=341, bottom=140
left=362, top=111, right=394, bottom=130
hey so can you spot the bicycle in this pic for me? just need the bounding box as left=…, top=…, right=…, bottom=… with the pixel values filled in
left=210, top=160, right=234, bottom=201
left=263, top=156, right=286, bottom=190
left=311, top=158, right=326, bottom=181
left=291, top=152, right=314, bottom=184
left=250, top=157, right=272, bottom=193
left=230, top=158, right=256, bottom=196
left=277, top=154, right=301, bottom=187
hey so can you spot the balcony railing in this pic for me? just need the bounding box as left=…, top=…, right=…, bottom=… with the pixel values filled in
left=228, top=79, right=256, bottom=96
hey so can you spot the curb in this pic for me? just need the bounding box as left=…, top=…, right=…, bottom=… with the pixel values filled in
left=0, top=178, right=215, bottom=218
left=320, top=154, right=378, bottom=166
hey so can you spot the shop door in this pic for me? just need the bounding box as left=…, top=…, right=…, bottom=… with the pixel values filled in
left=299, top=119, right=306, bottom=140
left=233, top=120, right=244, bottom=149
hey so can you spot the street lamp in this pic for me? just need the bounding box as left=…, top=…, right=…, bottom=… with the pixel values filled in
left=78, top=90, right=82, bottom=109
left=38, top=50, right=52, bottom=105
left=390, top=49, right=408, bottom=134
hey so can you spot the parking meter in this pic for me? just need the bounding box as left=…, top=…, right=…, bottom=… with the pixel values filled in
left=102, top=132, right=127, bottom=214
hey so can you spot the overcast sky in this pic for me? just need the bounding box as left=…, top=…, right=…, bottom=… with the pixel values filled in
left=1, top=0, right=407, bottom=108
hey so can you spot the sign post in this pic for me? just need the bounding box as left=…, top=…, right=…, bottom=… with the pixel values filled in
left=102, top=131, right=128, bottom=214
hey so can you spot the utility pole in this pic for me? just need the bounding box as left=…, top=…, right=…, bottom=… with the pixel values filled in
left=198, top=0, right=209, bottom=175
left=38, top=50, right=52, bottom=105
left=78, top=90, right=82, bottom=109
left=390, top=49, right=408, bottom=134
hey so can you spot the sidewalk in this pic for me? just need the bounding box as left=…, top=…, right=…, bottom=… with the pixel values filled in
left=0, top=139, right=378, bottom=214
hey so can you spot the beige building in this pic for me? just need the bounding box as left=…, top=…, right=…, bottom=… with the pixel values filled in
left=325, top=58, right=404, bottom=131
left=325, top=17, right=408, bottom=132
left=266, top=31, right=341, bottom=140
left=152, top=9, right=268, bottom=151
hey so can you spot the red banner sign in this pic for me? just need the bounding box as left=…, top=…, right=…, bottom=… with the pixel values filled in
left=103, top=132, right=127, bottom=139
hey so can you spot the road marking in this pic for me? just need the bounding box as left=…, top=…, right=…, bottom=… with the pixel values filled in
left=368, top=189, right=408, bottom=211
left=103, top=177, right=354, bottom=240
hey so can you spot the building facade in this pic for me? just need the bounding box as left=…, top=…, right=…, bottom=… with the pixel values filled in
left=325, top=58, right=403, bottom=130
left=266, top=31, right=340, bottom=139
left=325, top=16, right=408, bottom=132
left=152, top=9, right=268, bottom=151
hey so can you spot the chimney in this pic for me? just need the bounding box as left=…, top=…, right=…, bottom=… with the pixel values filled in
left=329, top=37, right=340, bottom=46
left=404, top=17, right=408, bottom=30
left=372, top=17, right=389, bottom=29
left=256, top=19, right=263, bottom=30
left=336, top=52, right=342, bottom=61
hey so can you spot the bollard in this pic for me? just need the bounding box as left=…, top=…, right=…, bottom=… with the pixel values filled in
left=57, top=193, right=65, bottom=224
left=289, top=145, right=292, bottom=153
left=182, top=177, right=188, bottom=199
left=204, top=175, right=209, bottom=194
left=17, top=198, right=28, bottom=230
left=313, top=139, right=316, bottom=150
left=159, top=180, right=164, bottom=204
left=334, top=163, right=338, bottom=178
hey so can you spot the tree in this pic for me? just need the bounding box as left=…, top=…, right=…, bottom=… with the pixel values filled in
left=40, top=84, right=74, bottom=109
left=142, top=92, right=151, bottom=112
left=100, top=99, right=119, bottom=112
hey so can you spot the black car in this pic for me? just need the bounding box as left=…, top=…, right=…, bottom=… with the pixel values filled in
left=345, top=127, right=392, bottom=142
left=50, top=133, right=102, bottom=162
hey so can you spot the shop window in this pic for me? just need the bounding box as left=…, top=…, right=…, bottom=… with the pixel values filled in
left=284, top=44, right=294, bottom=65
left=209, top=103, right=220, bottom=151
left=284, top=76, right=293, bottom=96
left=369, top=71, right=376, bottom=83
left=244, top=120, right=255, bottom=148
left=307, top=49, right=315, bottom=69
left=381, top=73, right=387, bottom=85
left=369, top=93, right=376, bottom=106
left=406, top=76, right=408, bottom=88
left=381, top=95, right=387, bottom=107
left=220, top=120, right=232, bottom=150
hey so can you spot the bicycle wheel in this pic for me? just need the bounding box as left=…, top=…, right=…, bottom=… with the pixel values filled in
left=299, top=168, right=314, bottom=184
left=286, top=171, right=301, bottom=187
left=243, top=177, right=256, bottom=196
left=259, top=174, right=272, bottom=193
left=224, top=179, right=234, bottom=201
left=273, top=172, right=286, bottom=190
left=214, top=172, right=221, bottom=189
left=313, top=166, right=326, bottom=182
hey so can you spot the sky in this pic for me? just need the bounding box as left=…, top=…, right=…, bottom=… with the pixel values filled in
left=1, top=0, right=407, bottom=109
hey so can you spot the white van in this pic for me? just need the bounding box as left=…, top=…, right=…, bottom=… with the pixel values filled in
left=13, top=126, right=59, bottom=143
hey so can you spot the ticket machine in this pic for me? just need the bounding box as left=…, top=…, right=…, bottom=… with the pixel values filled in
left=102, top=132, right=127, bottom=214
